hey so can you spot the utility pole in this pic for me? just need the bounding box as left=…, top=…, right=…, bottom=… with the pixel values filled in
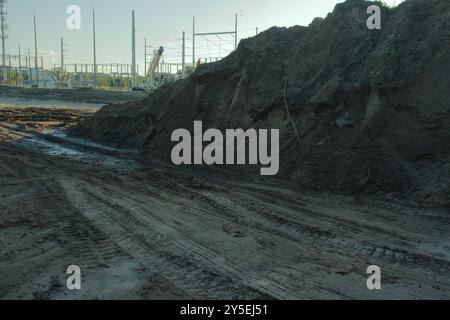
left=235, top=13, right=238, bottom=50
left=144, top=38, right=147, bottom=76
left=131, top=10, right=136, bottom=88
left=192, top=17, right=195, bottom=67
left=7, top=52, right=10, bottom=80
left=18, top=44, right=21, bottom=85
left=256, top=27, right=259, bottom=36
left=33, top=14, right=39, bottom=87
left=93, top=10, right=97, bottom=86
left=182, top=31, right=186, bottom=78
left=0, top=0, right=7, bottom=83
left=60, top=37, right=64, bottom=71
left=28, top=48, right=32, bottom=85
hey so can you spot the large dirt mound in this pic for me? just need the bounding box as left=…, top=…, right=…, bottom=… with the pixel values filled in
left=71, top=0, right=450, bottom=206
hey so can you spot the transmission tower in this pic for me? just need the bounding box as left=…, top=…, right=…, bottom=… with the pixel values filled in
left=0, top=0, right=8, bottom=82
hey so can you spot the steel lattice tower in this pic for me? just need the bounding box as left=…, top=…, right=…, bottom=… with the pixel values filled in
left=0, top=0, right=8, bottom=82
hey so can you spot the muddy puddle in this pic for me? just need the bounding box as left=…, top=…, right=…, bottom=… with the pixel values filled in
left=1, top=123, right=141, bottom=170
left=1, top=100, right=140, bottom=170
left=12, top=133, right=140, bottom=170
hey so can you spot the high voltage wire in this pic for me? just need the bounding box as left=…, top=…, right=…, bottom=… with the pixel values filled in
left=5, top=9, right=252, bottom=84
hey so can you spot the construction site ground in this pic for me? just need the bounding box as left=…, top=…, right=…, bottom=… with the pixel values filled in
left=0, top=99, right=449, bottom=300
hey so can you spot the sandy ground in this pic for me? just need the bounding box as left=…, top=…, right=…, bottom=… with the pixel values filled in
left=0, top=105, right=449, bottom=300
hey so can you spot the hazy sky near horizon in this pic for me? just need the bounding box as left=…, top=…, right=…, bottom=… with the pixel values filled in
left=4, top=0, right=402, bottom=72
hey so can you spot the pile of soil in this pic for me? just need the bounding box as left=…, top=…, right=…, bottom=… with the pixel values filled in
left=71, top=0, right=450, bottom=207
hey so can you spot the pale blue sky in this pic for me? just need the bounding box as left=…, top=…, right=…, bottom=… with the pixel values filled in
left=4, top=0, right=401, bottom=72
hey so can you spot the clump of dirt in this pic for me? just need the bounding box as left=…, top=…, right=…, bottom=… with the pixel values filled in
left=71, top=0, right=450, bottom=207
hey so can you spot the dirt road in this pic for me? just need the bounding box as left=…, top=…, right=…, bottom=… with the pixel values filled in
left=0, top=85, right=147, bottom=104
left=0, top=107, right=449, bottom=300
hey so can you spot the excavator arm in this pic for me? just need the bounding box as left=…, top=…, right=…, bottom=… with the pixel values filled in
left=145, top=46, right=164, bottom=90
